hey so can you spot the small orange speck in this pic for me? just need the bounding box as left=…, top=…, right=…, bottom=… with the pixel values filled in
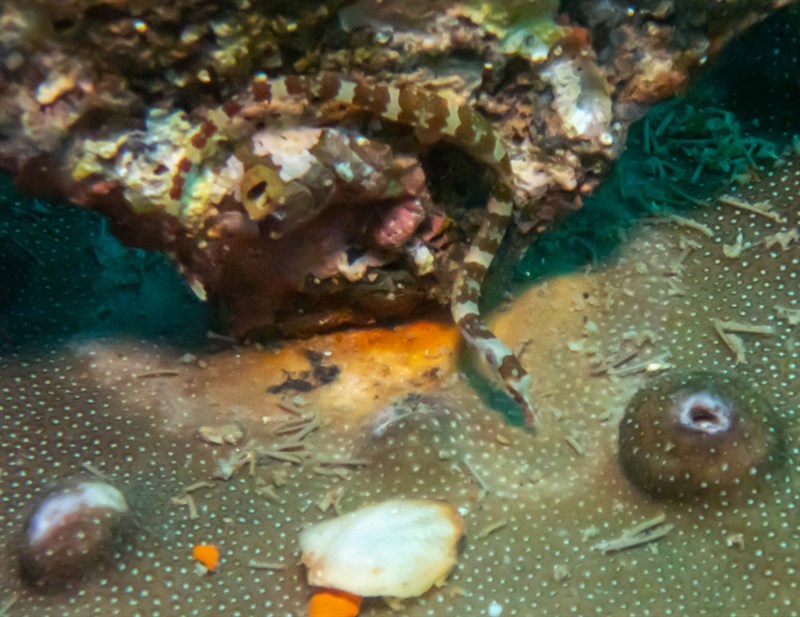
left=308, top=588, right=362, bottom=617
left=192, top=544, right=220, bottom=571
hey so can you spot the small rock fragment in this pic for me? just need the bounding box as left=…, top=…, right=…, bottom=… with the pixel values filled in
left=299, top=498, right=463, bottom=599
left=18, top=477, right=132, bottom=590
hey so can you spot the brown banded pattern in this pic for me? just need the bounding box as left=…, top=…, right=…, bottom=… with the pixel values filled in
left=190, top=72, right=535, bottom=424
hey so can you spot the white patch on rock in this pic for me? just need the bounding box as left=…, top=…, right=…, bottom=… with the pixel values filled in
left=251, top=127, right=323, bottom=181
left=542, top=58, right=612, bottom=141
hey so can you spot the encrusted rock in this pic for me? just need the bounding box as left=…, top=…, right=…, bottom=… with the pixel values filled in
left=0, top=0, right=786, bottom=338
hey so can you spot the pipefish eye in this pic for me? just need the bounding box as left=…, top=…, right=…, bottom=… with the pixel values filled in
left=618, top=370, right=786, bottom=501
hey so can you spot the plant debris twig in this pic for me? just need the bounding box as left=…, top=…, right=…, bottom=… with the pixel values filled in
left=644, top=214, right=713, bottom=237
left=247, top=560, right=288, bottom=571
left=171, top=494, right=199, bottom=520
left=0, top=593, right=18, bottom=617
left=81, top=461, right=111, bottom=481
left=475, top=518, right=509, bottom=540
left=718, top=195, right=786, bottom=223
left=713, top=319, right=774, bottom=364
left=462, top=457, right=490, bottom=498
left=592, top=513, right=673, bottom=553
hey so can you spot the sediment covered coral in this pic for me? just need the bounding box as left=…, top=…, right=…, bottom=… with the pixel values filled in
left=618, top=370, right=786, bottom=500
left=1, top=151, right=799, bottom=615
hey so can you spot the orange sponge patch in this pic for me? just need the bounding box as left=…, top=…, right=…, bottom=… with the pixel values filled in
left=308, top=588, right=362, bottom=617
left=192, top=544, right=220, bottom=571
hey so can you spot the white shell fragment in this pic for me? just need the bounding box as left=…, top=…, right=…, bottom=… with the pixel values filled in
left=299, top=498, right=463, bottom=598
